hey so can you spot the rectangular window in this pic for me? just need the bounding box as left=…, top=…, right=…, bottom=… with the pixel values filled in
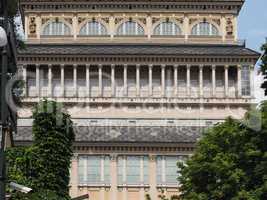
left=78, top=155, right=110, bottom=185
left=157, top=155, right=187, bottom=186
left=241, top=66, right=251, bottom=96
left=118, top=156, right=149, bottom=185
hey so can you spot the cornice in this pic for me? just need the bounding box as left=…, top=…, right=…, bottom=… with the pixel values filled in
left=20, top=0, right=244, bottom=14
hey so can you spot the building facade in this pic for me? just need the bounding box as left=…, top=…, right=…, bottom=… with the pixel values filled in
left=16, top=0, right=260, bottom=200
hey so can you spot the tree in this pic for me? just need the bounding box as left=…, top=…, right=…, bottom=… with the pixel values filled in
left=261, top=42, right=267, bottom=95
left=178, top=102, right=267, bottom=200
left=6, top=99, right=75, bottom=199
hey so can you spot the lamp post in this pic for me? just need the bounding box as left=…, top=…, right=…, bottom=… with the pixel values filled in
left=0, top=0, right=8, bottom=199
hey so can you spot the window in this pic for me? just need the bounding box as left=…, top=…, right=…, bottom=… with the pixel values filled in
left=191, top=22, right=219, bottom=36
left=241, top=66, right=251, bottom=96
left=42, top=21, right=71, bottom=36
left=118, top=156, right=149, bottom=185
left=117, top=21, right=145, bottom=36
left=78, top=155, right=110, bottom=185
left=157, top=156, right=187, bottom=185
left=154, top=22, right=182, bottom=36
left=79, top=21, right=108, bottom=36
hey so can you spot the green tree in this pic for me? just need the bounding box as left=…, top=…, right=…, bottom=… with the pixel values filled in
left=178, top=102, right=267, bottom=200
left=261, top=42, right=267, bottom=95
left=6, top=99, right=75, bottom=200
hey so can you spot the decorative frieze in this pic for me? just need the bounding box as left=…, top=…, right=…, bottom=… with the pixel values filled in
left=29, top=17, right=37, bottom=36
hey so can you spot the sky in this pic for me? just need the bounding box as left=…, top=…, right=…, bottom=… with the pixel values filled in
left=238, top=0, right=267, bottom=103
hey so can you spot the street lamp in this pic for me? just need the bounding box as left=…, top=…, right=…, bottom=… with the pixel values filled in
left=0, top=26, right=7, bottom=47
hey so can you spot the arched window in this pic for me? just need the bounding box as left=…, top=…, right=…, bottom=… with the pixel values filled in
left=153, top=22, right=182, bottom=36
left=79, top=21, right=108, bottom=36
left=191, top=22, right=219, bottom=36
left=117, top=21, right=145, bottom=36
left=42, top=21, right=71, bottom=36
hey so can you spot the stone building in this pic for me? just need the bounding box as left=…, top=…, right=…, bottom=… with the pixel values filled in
left=16, top=0, right=260, bottom=199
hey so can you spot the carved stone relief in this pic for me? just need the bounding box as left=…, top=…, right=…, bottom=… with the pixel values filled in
left=226, top=18, right=233, bottom=36
left=29, top=17, right=37, bottom=36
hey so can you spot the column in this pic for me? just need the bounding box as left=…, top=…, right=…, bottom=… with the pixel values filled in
left=110, top=154, right=118, bottom=200
left=149, top=64, right=153, bottom=96
left=221, top=16, right=226, bottom=42
left=199, top=65, right=203, bottom=97
left=136, top=64, right=140, bottom=96
left=98, top=64, right=103, bottom=97
left=36, top=65, right=40, bottom=97
left=149, top=155, right=157, bottom=200
left=173, top=65, right=178, bottom=96
left=70, top=154, right=79, bottom=197
left=123, top=64, right=128, bottom=96
left=184, top=15, right=189, bottom=41
left=73, top=64, right=77, bottom=97
left=36, top=15, right=41, bottom=40
left=250, top=65, right=254, bottom=98
left=73, top=14, right=78, bottom=40
left=224, top=65, right=229, bottom=97
left=111, top=64, right=115, bottom=97
left=212, top=65, right=216, bottom=97
left=60, top=64, right=65, bottom=97
left=24, top=15, right=29, bottom=40
left=186, top=64, right=191, bottom=97
left=237, top=65, right=242, bottom=97
left=147, top=14, right=152, bottom=39
left=48, top=64, right=52, bottom=97
left=86, top=64, right=90, bottom=97
left=22, top=65, right=27, bottom=96
left=161, top=64, right=166, bottom=97
left=110, top=15, right=115, bottom=39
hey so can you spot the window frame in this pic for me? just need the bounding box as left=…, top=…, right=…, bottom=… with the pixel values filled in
left=79, top=21, right=108, bottom=36
left=191, top=22, right=220, bottom=36
left=153, top=21, right=182, bottom=36
left=116, top=21, right=145, bottom=36
left=241, top=66, right=251, bottom=97
left=42, top=20, right=72, bottom=36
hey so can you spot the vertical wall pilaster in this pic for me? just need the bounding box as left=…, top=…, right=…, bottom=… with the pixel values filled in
left=147, top=14, right=152, bottom=40
left=60, top=64, right=65, bottom=97
left=98, top=64, right=103, bottom=97
left=36, top=65, right=40, bottom=97
left=123, top=64, right=128, bottom=96
left=149, top=155, right=157, bottom=200
left=70, top=154, right=79, bottom=198
left=111, top=64, right=115, bottom=97
left=48, top=64, right=52, bottom=97
left=224, top=65, right=229, bottom=97
left=110, top=15, right=115, bottom=39
left=237, top=65, right=242, bottom=97
left=212, top=65, right=216, bottom=97
left=149, top=64, right=153, bottom=96
left=73, top=64, right=77, bottom=97
left=184, top=15, right=189, bottom=41
left=186, top=64, right=191, bottom=97
left=136, top=64, right=140, bottom=97
left=86, top=64, right=90, bottom=97
left=161, top=64, right=166, bottom=97
left=22, top=65, right=27, bottom=96
left=110, top=154, right=118, bottom=200
left=36, top=14, right=41, bottom=40
left=73, top=14, right=78, bottom=40
left=199, top=65, right=203, bottom=98
left=173, top=65, right=178, bottom=97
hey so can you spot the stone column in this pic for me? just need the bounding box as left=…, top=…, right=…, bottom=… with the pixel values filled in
left=250, top=65, right=254, bottom=98
left=149, top=64, right=153, bottom=96
left=36, top=64, right=40, bottom=97
left=36, top=15, right=41, bottom=40
left=184, top=15, right=189, bottom=41
left=86, top=64, right=90, bottom=97
left=199, top=65, right=203, bottom=98
left=149, top=155, right=157, bottom=200
left=173, top=65, right=178, bottom=96
left=60, top=64, right=65, bottom=97
left=136, top=64, right=140, bottom=96
left=110, top=154, right=118, bottom=200
left=70, top=154, right=79, bottom=197
left=111, top=64, right=115, bottom=97
left=110, top=15, right=115, bottom=39
left=224, top=65, right=229, bottom=97
left=73, top=14, right=78, bottom=40
left=186, top=64, right=191, bottom=97
left=237, top=65, right=242, bottom=97
left=24, top=16, right=29, bottom=40
left=221, top=16, right=226, bottom=42
left=212, top=65, right=216, bottom=97
left=147, top=14, right=152, bottom=40
left=98, top=64, right=103, bottom=97
left=73, top=64, right=77, bottom=97
left=161, top=64, right=166, bottom=97
left=48, top=64, right=52, bottom=97
left=22, top=65, right=27, bottom=96
left=123, top=64, right=128, bottom=96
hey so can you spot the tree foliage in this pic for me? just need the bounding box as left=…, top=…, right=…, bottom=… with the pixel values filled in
left=6, top=99, right=75, bottom=200
left=261, top=42, right=267, bottom=95
left=178, top=102, right=267, bottom=200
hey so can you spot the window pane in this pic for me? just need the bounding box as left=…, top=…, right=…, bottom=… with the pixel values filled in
left=80, top=21, right=107, bottom=36
left=191, top=22, right=219, bottom=36
left=42, top=21, right=71, bottom=36
left=154, top=22, right=181, bottom=36
left=241, top=66, right=251, bottom=96
left=117, top=21, right=144, bottom=36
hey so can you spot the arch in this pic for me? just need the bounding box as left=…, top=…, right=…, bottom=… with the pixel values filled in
left=79, top=21, right=108, bottom=36
left=116, top=21, right=145, bottom=36
left=191, top=22, right=219, bottom=36
left=153, top=21, right=182, bottom=36
left=42, top=20, right=71, bottom=36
